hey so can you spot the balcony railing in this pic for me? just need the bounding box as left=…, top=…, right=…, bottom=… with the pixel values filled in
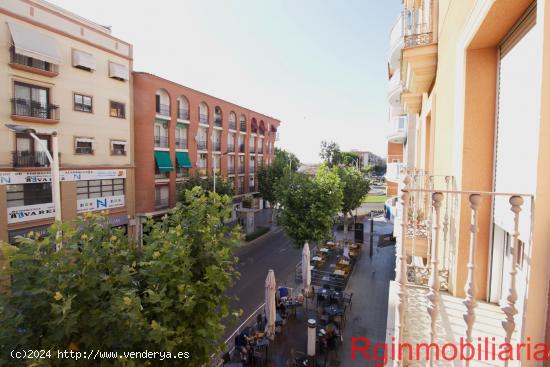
left=154, top=136, right=169, bottom=148
left=402, top=2, right=434, bottom=49
left=12, top=151, right=50, bottom=167
left=212, top=142, right=221, bottom=151
left=155, top=171, right=169, bottom=180
left=249, top=146, right=256, bottom=154
left=175, top=138, right=187, bottom=149
left=386, top=162, right=405, bottom=182
left=227, top=144, right=235, bottom=152
left=240, top=123, right=246, bottom=132
left=258, top=147, right=263, bottom=154
left=229, top=121, right=236, bottom=130
left=178, top=108, right=189, bottom=120
left=199, top=114, right=208, bottom=125
left=156, top=104, right=170, bottom=117
left=197, top=140, right=208, bottom=150
left=249, top=166, right=255, bottom=173
left=155, top=197, right=169, bottom=209
left=390, top=170, right=533, bottom=358
left=228, top=167, right=235, bottom=175
left=11, top=98, right=59, bottom=120
left=249, top=186, right=256, bottom=193
left=239, top=144, right=245, bottom=153
left=214, top=118, right=222, bottom=128
left=239, top=166, right=245, bottom=174
left=10, top=47, right=58, bottom=74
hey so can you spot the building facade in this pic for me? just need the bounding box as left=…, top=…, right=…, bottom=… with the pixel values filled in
left=385, top=0, right=550, bottom=365
left=0, top=0, right=135, bottom=243
left=349, top=149, right=384, bottom=169
left=132, top=72, right=279, bottom=235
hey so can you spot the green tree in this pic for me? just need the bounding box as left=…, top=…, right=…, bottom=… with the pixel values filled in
left=0, top=187, right=239, bottom=366
left=320, top=141, right=341, bottom=167
left=275, top=164, right=343, bottom=247
left=257, top=148, right=300, bottom=205
left=176, top=172, right=234, bottom=200
left=336, top=166, right=371, bottom=240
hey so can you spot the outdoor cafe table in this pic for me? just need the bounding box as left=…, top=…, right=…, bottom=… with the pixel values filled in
left=319, top=248, right=329, bottom=253
left=333, top=269, right=346, bottom=277
left=319, top=288, right=341, bottom=300
left=325, top=304, right=343, bottom=317
left=338, top=259, right=350, bottom=266
left=312, top=256, right=322, bottom=261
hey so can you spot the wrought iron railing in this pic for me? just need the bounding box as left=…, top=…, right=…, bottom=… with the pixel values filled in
left=10, top=98, right=59, bottom=120
left=214, top=118, right=222, bottom=128
left=212, top=142, right=221, bottom=151
left=154, top=197, right=169, bottom=209
left=199, top=114, right=209, bottom=125
left=197, top=140, right=208, bottom=150
left=229, top=121, right=236, bottom=130
left=10, top=47, right=58, bottom=73
left=12, top=151, right=50, bottom=167
left=175, top=138, right=187, bottom=149
left=154, top=136, right=169, bottom=148
left=156, top=103, right=170, bottom=116
left=178, top=108, right=189, bottom=120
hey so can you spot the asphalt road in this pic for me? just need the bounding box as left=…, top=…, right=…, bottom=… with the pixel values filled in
left=224, top=226, right=302, bottom=339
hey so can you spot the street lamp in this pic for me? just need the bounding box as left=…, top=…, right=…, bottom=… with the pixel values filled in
left=5, top=124, right=61, bottom=222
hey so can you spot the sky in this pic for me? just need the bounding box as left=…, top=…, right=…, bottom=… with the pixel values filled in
left=48, top=0, right=402, bottom=163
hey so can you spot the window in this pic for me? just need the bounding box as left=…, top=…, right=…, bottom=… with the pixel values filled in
left=77, top=179, right=125, bottom=200
left=155, top=185, right=169, bottom=208
left=111, top=140, right=127, bottom=156
left=7, top=183, right=52, bottom=207
left=10, top=46, right=51, bottom=71
left=75, top=138, right=94, bottom=154
left=74, top=93, right=92, bottom=113
left=13, top=82, right=52, bottom=119
left=14, top=133, right=50, bottom=167
left=176, top=167, right=189, bottom=178
left=110, top=101, right=125, bottom=118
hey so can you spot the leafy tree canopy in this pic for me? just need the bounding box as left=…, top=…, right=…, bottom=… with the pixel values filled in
left=257, top=148, right=300, bottom=204
left=0, top=187, right=240, bottom=366
left=336, top=165, right=371, bottom=215
left=177, top=172, right=234, bottom=200
left=275, top=164, right=343, bottom=247
left=320, top=141, right=360, bottom=168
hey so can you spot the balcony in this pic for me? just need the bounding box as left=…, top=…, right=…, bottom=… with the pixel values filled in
left=214, top=118, right=222, bottom=128
left=387, top=115, right=407, bottom=144
left=249, top=186, right=256, bottom=193
left=401, top=1, right=438, bottom=99
left=175, top=138, right=187, bottom=149
left=156, top=104, right=170, bottom=117
left=177, top=108, right=189, bottom=120
left=239, top=166, right=245, bottom=174
left=197, top=140, right=208, bottom=151
left=388, top=14, right=403, bottom=71
left=228, top=167, right=235, bottom=175
left=388, top=176, right=531, bottom=363
left=12, top=151, right=50, bottom=168
left=9, top=47, right=59, bottom=77
left=213, top=142, right=221, bottom=151
left=229, top=121, right=236, bottom=130
left=258, top=147, right=263, bottom=154
left=240, top=123, right=246, bottom=132
left=227, top=144, right=235, bottom=152
left=239, top=144, right=245, bottom=153
left=199, top=114, right=208, bottom=125
left=10, top=98, right=59, bottom=124
left=249, top=146, right=255, bottom=154
left=249, top=166, right=255, bottom=173
left=385, top=162, right=405, bottom=183
left=154, top=135, right=169, bottom=148
left=155, top=171, right=169, bottom=180
left=154, top=197, right=169, bottom=209
left=387, top=69, right=402, bottom=107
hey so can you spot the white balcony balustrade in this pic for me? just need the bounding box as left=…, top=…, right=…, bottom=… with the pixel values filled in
left=389, top=172, right=532, bottom=366
left=387, top=115, right=407, bottom=144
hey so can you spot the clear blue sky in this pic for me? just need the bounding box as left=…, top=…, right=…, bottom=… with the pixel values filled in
left=49, top=0, right=402, bottom=163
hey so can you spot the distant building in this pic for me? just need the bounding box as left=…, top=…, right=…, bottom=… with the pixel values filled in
left=297, top=164, right=319, bottom=175
left=349, top=150, right=384, bottom=168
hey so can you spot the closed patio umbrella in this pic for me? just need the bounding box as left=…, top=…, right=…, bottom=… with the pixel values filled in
left=264, top=269, right=276, bottom=339
left=302, top=243, right=311, bottom=295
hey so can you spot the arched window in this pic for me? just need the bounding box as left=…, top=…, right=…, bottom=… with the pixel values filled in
left=199, top=102, right=209, bottom=125
left=251, top=118, right=258, bottom=134
left=229, top=111, right=237, bottom=130
left=214, top=106, right=223, bottom=127
left=177, top=96, right=189, bottom=120
left=155, top=89, right=170, bottom=116
left=239, top=114, right=246, bottom=132
left=259, top=120, right=266, bottom=135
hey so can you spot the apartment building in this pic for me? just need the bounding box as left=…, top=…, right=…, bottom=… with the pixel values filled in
left=132, top=72, right=279, bottom=232
left=385, top=0, right=550, bottom=364
left=349, top=149, right=384, bottom=169
left=0, top=0, right=135, bottom=243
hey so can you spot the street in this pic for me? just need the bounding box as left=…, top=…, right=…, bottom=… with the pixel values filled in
left=225, top=225, right=302, bottom=339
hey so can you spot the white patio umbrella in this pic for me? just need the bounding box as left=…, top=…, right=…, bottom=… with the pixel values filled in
left=343, top=243, right=350, bottom=259
left=264, top=269, right=277, bottom=340
left=302, top=243, right=311, bottom=296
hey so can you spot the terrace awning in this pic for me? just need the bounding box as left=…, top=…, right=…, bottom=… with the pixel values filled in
left=176, top=152, right=192, bottom=168
left=8, top=22, right=62, bottom=64
left=154, top=151, right=173, bottom=172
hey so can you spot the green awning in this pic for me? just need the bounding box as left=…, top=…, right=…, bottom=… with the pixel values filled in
left=176, top=151, right=192, bottom=168
left=154, top=151, right=174, bottom=172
